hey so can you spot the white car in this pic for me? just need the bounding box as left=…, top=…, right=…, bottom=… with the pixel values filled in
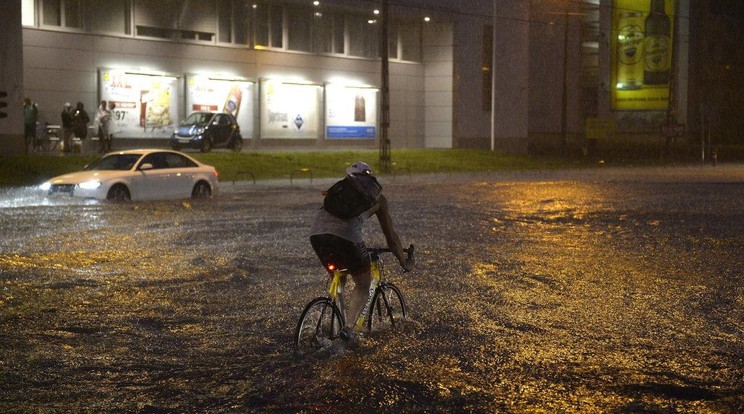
left=40, top=149, right=219, bottom=201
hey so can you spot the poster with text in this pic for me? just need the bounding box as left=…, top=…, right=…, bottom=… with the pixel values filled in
left=260, top=79, right=321, bottom=139
left=325, top=85, right=378, bottom=139
left=99, top=69, right=179, bottom=138
left=611, top=0, right=676, bottom=110
left=185, top=75, right=254, bottom=138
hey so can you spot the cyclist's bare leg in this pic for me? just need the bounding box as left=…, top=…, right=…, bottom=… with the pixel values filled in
left=346, top=265, right=371, bottom=329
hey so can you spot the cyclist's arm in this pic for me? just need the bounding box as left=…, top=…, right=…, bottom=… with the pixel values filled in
left=372, top=194, right=407, bottom=269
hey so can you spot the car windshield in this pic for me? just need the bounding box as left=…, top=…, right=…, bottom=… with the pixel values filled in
left=83, top=154, right=143, bottom=171
left=180, top=113, right=212, bottom=126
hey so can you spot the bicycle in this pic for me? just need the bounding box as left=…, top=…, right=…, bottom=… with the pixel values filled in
left=29, top=122, right=60, bottom=153
left=294, top=245, right=414, bottom=354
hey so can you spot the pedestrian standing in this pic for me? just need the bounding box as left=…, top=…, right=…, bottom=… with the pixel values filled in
left=72, top=102, right=89, bottom=140
left=94, top=100, right=112, bottom=153
left=23, top=97, right=39, bottom=152
left=60, top=102, right=74, bottom=152
left=104, top=102, right=116, bottom=152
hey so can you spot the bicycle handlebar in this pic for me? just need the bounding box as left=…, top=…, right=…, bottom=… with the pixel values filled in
left=368, top=244, right=415, bottom=271
left=368, top=244, right=414, bottom=257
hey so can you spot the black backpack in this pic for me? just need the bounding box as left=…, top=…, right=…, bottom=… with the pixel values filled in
left=323, top=173, right=382, bottom=219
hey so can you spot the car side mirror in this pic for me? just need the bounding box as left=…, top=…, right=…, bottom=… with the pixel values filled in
left=140, top=163, right=153, bottom=171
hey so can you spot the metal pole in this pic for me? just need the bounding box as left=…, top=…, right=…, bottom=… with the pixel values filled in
left=379, top=0, right=391, bottom=173
left=560, top=5, right=569, bottom=154
left=490, top=0, right=497, bottom=151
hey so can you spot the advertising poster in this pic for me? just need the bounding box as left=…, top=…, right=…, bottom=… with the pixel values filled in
left=98, top=69, right=179, bottom=138
left=325, top=84, right=378, bottom=139
left=611, top=0, right=675, bottom=110
left=260, top=79, right=321, bottom=139
left=185, top=75, right=254, bottom=138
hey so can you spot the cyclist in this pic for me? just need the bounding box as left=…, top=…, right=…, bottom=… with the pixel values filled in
left=310, top=161, right=413, bottom=342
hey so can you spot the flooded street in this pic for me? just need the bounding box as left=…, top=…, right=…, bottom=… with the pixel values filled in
left=1, top=166, right=743, bottom=413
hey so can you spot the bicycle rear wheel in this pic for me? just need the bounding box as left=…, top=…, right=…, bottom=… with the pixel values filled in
left=294, top=297, right=343, bottom=354
left=368, top=282, right=407, bottom=332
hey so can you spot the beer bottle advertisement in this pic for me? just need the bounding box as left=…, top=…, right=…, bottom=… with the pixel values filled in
left=611, top=0, right=675, bottom=111
left=184, top=76, right=255, bottom=139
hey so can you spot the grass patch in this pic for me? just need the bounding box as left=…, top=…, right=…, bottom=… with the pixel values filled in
left=1, top=149, right=575, bottom=187
left=0, top=155, right=97, bottom=187
left=197, top=149, right=572, bottom=182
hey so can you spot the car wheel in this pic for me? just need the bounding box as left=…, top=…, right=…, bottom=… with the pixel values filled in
left=201, top=139, right=212, bottom=153
left=107, top=184, right=131, bottom=201
left=191, top=181, right=211, bottom=199
left=232, top=137, right=243, bottom=152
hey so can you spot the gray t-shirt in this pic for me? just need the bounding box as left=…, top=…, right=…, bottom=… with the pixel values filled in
left=310, top=207, right=367, bottom=243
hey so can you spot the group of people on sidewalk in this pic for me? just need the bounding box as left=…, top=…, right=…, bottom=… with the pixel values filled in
left=60, top=100, right=115, bottom=153
left=23, top=97, right=115, bottom=154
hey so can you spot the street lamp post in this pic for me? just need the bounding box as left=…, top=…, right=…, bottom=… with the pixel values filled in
left=379, top=0, right=391, bottom=173
left=561, top=8, right=569, bottom=154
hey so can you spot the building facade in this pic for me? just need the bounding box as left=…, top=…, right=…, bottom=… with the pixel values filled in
left=0, top=0, right=690, bottom=155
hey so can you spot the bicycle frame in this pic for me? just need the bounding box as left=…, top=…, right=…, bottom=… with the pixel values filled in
left=326, top=258, right=383, bottom=331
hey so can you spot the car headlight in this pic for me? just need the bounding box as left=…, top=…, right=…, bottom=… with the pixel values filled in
left=78, top=180, right=102, bottom=190
left=39, top=182, right=51, bottom=191
left=196, top=127, right=206, bottom=135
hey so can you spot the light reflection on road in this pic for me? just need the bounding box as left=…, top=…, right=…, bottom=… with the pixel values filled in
left=1, top=167, right=743, bottom=412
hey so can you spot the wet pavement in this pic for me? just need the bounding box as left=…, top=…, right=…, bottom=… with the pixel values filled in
left=1, top=165, right=743, bottom=413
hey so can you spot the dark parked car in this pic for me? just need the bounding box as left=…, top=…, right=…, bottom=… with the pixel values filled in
left=170, top=112, right=243, bottom=152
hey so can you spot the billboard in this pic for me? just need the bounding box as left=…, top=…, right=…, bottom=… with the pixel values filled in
left=185, top=75, right=254, bottom=139
left=611, top=0, right=676, bottom=110
left=325, top=84, right=378, bottom=139
left=259, top=79, right=321, bottom=139
left=98, top=69, right=179, bottom=138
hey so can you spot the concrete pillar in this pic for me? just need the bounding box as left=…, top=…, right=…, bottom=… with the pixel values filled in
left=423, top=22, right=454, bottom=149
left=491, top=0, right=530, bottom=154
left=0, top=0, right=25, bottom=155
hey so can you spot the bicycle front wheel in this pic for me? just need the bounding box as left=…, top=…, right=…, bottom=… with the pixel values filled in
left=368, top=282, right=407, bottom=332
left=294, top=297, right=343, bottom=354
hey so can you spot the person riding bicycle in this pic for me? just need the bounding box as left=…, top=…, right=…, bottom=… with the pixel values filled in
left=310, top=161, right=413, bottom=342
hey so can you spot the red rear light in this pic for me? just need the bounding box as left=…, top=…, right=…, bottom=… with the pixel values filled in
left=214, top=170, right=219, bottom=178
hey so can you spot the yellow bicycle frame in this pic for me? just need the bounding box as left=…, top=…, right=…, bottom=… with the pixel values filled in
left=326, top=261, right=382, bottom=331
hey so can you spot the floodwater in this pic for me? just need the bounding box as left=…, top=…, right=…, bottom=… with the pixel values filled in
left=1, top=166, right=743, bottom=413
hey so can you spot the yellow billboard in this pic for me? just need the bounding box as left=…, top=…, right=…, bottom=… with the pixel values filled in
left=611, top=0, right=675, bottom=110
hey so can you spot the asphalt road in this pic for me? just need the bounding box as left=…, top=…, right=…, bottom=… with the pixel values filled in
left=1, top=165, right=743, bottom=413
